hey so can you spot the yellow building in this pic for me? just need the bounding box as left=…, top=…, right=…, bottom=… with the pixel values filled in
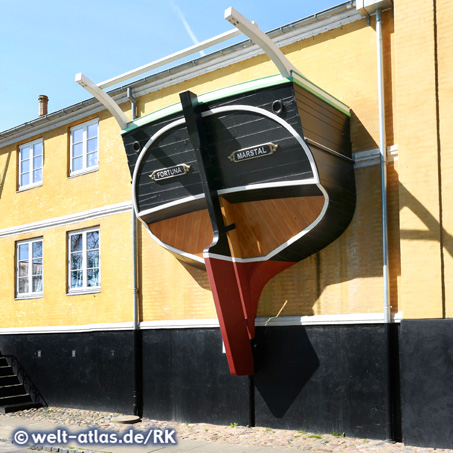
left=0, top=0, right=452, bottom=448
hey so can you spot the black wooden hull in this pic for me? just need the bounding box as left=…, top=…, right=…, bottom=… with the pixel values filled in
left=122, top=74, right=355, bottom=375
left=123, top=77, right=355, bottom=265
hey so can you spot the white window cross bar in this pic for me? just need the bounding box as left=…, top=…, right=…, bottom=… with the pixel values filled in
left=75, top=7, right=300, bottom=130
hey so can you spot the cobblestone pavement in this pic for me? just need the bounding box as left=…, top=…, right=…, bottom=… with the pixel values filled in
left=1, top=407, right=453, bottom=452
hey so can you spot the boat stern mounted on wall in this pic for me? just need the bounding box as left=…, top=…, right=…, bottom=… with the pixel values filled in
left=76, top=7, right=356, bottom=376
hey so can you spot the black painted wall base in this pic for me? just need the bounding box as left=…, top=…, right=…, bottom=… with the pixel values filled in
left=0, top=324, right=400, bottom=438
left=3, top=321, right=452, bottom=448
left=0, top=331, right=134, bottom=413
left=399, top=319, right=453, bottom=449
left=254, top=325, right=396, bottom=439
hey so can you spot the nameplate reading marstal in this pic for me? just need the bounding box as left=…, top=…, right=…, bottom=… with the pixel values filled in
left=228, top=143, right=278, bottom=163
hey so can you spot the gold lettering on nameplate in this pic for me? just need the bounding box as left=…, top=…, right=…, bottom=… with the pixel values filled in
left=228, top=143, right=278, bottom=163
left=150, top=164, right=191, bottom=181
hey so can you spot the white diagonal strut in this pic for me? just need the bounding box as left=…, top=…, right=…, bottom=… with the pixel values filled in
left=75, top=7, right=301, bottom=130
left=224, top=7, right=299, bottom=79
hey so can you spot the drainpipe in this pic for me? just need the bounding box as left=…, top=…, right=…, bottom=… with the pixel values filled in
left=128, top=87, right=142, bottom=417
left=376, top=9, right=390, bottom=326
left=127, top=88, right=137, bottom=121
left=376, top=8, right=394, bottom=443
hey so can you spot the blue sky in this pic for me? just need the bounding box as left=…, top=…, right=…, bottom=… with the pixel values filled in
left=0, top=0, right=342, bottom=132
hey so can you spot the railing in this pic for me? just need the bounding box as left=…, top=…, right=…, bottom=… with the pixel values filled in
left=3, top=355, right=47, bottom=407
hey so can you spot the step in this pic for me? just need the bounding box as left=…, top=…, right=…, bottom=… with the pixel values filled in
left=0, top=394, right=32, bottom=406
left=0, top=357, right=8, bottom=367
left=0, top=401, right=42, bottom=414
left=0, top=375, right=19, bottom=386
left=0, top=366, right=13, bottom=376
left=0, top=384, right=25, bottom=398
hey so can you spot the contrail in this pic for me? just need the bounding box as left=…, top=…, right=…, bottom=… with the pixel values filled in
left=171, top=2, right=206, bottom=56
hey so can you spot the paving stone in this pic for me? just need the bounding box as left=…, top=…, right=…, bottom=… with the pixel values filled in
left=1, top=407, right=453, bottom=452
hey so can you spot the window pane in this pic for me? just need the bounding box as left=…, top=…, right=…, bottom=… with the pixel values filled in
left=70, top=234, right=82, bottom=252
left=72, top=142, right=83, bottom=158
left=72, top=128, right=83, bottom=143
left=87, top=231, right=99, bottom=249
left=32, top=259, right=43, bottom=275
left=19, top=261, right=29, bottom=277
left=32, top=276, right=43, bottom=292
left=18, top=243, right=29, bottom=260
left=33, top=142, right=43, bottom=157
left=33, top=155, right=42, bottom=169
left=33, top=169, right=42, bottom=183
left=87, top=268, right=99, bottom=287
left=87, top=138, right=97, bottom=153
left=72, top=156, right=83, bottom=172
left=20, top=172, right=30, bottom=187
left=87, top=123, right=97, bottom=139
left=32, top=241, right=42, bottom=258
left=21, top=159, right=30, bottom=173
left=87, top=250, right=99, bottom=268
left=71, top=252, right=83, bottom=270
left=18, top=277, right=29, bottom=294
left=71, top=270, right=83, bottom=288
left=87, top=151, right=98, bottom=168
left=21, top=146, right=30, bottom=160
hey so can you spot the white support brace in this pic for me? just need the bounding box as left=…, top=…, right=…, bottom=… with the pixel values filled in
left=75, top=7, right=301, bottom=130
left=224, top=7, right=299, bottom=79
left=75, top=73, right=129, bottom=130
left=98, top=28, right=242, bottom=90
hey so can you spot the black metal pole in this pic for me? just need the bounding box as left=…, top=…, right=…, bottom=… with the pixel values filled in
left=133, top=327, right=143, bottom=417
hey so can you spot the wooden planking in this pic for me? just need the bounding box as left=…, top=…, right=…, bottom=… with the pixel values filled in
left=148, top=195, right=324, bottom=259
left=294, top=84, right=350, bottom=156
left=129, top=82, right=317, bottom=215
left=149, top=210, right=212, bottom=257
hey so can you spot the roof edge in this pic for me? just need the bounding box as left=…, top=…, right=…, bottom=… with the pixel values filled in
left=0, top=1, right=360, bottom=148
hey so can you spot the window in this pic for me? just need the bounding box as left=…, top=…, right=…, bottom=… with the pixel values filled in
left=19, top=139, right=43, bottom=189
left=16, top=238, right=43, bottom=298
left=70, top=119, right=99, bottom=175
left=68, top=228, right=100, bottom=292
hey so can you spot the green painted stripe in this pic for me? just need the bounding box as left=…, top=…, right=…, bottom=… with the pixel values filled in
left=122, top=72, right=350, bottom=133
left=122, top=74, right=288, bottom=134
left=291, top=70, right=351, bottom=117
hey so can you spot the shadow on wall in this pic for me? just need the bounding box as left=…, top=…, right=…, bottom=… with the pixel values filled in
left=253, top=326, right=319, bottom=418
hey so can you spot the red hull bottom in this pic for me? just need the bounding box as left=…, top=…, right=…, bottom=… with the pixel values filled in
left=205, top=257, right=294, bottom=376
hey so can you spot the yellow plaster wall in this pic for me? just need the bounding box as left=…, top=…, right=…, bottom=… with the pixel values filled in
left=0, top=110, right=131, bottom=231
left=1, top=10, right=405, bottom=325
left=394, top=0, right=443, bottom=318
left=138, top=222, right=216, bottom=321
left=437, top=0, right=453, bottom=317
left=0, top=212, right=133, bottom=328
left=137, top=13, right=400, bottom=321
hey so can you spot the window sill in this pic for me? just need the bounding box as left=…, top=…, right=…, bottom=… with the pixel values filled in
left=17, top=183, right=43, bottom=193
left=67, top=288, right=101, bottom=296
left=15, top=293, right=43, bottom=300
left=69, top=166, right=99, bottom=179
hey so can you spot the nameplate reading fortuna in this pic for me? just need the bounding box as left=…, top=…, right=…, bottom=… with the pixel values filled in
left=150, top=164, right=191, bottom=181
left=228, top=143, right=278, bottom=163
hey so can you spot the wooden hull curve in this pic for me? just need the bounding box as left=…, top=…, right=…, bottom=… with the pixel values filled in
left=123, top=77, right=356, bottom=376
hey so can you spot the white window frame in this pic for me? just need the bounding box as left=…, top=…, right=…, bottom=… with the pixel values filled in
left=16, top=238, right=43, bottom=299
left=67, top=227, right=100, bottom=294
left=18, top=138, right=43, bottom=190
left=69, top=119, right=99, bottom=176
